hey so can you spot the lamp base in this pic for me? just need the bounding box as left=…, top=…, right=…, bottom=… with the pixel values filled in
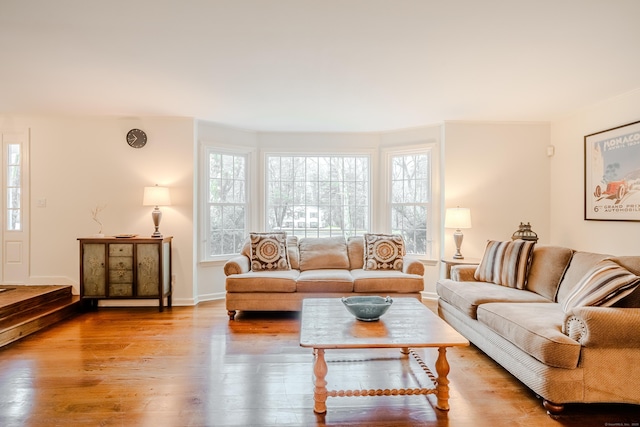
left=151, top=207, right=163, bottom=238
left=453, top=229, right=464, bottom=259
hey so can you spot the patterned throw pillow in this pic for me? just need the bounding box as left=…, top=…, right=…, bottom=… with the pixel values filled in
left=561, top=259, right=640, bottom=312
left=363, top=233, right=405, bottom=271
left=474, top=240, right=536, bottom=289
left=249, top=232, right=290, bottom=271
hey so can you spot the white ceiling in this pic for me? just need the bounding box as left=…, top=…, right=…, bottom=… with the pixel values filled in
left=1, top=0, right=639, bottom=132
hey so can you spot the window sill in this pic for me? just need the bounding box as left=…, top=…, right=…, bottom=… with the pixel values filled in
left=199, top=256, right=237, bottom=267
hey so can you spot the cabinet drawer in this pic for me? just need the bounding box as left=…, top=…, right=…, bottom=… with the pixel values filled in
left=109, top=256, right=133, bottom=270
left=109, top=283, right=133, bottom=297
left=109, top=269, right=133, bottom=284
left=109, top=244, right=133, bottom=257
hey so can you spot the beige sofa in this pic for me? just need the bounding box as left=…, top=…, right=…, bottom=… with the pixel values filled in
left=436, top=245, right=640, bottom=414
left=224, top=235, right=425, bottom=320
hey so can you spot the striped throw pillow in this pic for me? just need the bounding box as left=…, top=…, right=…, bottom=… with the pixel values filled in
left=561, top=260, right=640, bottom=312
left=474, top=240, right=536, bottom=289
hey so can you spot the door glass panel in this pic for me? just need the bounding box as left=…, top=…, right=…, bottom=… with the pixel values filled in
left=6, top=144, right=21, bottom=231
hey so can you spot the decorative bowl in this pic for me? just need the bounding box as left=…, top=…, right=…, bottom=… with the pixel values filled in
left=341, top=296, right=393, bottom=321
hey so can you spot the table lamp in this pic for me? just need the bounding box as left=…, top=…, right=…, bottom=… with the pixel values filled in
left=143, top=185, right=171, bottom=237
left=445, top=207, right=472, bottom=259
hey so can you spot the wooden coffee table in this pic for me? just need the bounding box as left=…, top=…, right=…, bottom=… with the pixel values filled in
left=299, top=297, right=469, bottom=414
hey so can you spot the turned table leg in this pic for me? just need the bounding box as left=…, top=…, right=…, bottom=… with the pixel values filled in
left=313, top=348, right=328, bottom=414
left=435, top=347, right=451, bottom=411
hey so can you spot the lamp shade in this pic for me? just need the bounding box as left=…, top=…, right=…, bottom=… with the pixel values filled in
left=143, top=185, right=171, bottom=207
left=444, top=207, right=472, bottom=229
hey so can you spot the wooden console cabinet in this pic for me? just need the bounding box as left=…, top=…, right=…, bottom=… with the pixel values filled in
left=78, top=236, right=172, bottom=311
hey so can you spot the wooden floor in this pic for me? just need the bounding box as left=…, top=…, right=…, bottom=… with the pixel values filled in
left=0, top=299, right=638, bottom=427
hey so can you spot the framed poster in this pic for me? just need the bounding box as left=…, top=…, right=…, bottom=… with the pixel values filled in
left=585, top=120, right=640, bottom=221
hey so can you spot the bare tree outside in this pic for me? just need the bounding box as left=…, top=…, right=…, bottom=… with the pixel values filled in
left=207, top=152, right=247, bottom=256
left=390, top=153, right=430, bottom=256
left=266, top=155, right=369, bottom=239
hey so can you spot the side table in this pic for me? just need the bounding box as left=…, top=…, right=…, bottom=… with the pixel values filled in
left=441, top=257, right=481, bottom=279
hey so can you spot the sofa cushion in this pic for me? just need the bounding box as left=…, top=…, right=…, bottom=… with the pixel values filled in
left=477, top=302, right=581, bottom=369
left=363, top=233, right=405, bottom=270
left=298, top=237, right=350, bottom=271
left=611, top=256, right=640, bottom=276
left=347, top=236, right=365, bottom=270
left=610, top=257, right=640, bottom=308
left=526, top=245, right=574, bottom=300
left=474, top=240, right=536, bottom=289
left=287, top=235, right=300, bottom=270
left=561, top=259, right=640, bottom=312
left=249, top=232, right=290, bottom=271
left=351, top=269, right=423, bottom=293
left=296, top=269, right=354, bottom=292
left=436, top=279, right=551, bottom=319
left=225, top=270, right=299, bottom=293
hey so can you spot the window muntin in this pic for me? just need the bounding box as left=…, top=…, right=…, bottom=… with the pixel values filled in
left=266, top=155, right=369, bottom=238
left=390, top=152, right=431, bottom=256
left=6, top=144, right=21, bottom=231
left=204, top=150, right=248, bottom=258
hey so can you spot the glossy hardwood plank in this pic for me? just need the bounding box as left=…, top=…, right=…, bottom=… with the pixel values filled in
left=0, top=299, right=638, bottom=426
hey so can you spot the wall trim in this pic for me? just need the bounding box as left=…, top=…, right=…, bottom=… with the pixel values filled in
left=421, top=291, right=438, bottom=301
left=196, top=292, right=226, bottom=303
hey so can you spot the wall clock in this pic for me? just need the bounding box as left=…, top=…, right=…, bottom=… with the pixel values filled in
left=126, top=129, right=147, bottom=148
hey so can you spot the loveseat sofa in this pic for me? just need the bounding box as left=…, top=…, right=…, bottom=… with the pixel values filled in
left=224, top=234, right=425, bottom=320
left=436, top=242, right=640, bottom=414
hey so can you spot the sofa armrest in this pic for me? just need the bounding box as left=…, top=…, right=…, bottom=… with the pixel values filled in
left=450, top=265, right=477, bottom=281
left=403, top=258, right=425, bottom=276
left=564, top=307, right=640, bottom=347
left=224, top=255, right=251, bottom=276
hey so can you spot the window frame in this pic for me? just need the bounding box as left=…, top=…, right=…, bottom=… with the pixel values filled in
left=382, top=143, right=436, bottom=259
left=199, top=143, right=255, bottom=262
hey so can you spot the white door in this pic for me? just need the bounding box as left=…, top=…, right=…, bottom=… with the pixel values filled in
left=1, top=130, right=30, bottom=283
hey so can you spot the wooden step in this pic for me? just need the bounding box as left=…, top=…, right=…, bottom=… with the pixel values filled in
left=0, top=285, right=81, bottom=347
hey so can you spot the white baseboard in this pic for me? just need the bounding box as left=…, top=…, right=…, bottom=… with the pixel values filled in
left=196, top=292, right=226, bottom=303
left=421, top=291, right=438, bottom=301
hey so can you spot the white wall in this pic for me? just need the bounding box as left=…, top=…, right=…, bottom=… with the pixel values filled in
left=442, top=121, right=552, bottom=265
left=0, top=115, right=196, bottom=304
left=550, top=88, right=640, bottom=254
